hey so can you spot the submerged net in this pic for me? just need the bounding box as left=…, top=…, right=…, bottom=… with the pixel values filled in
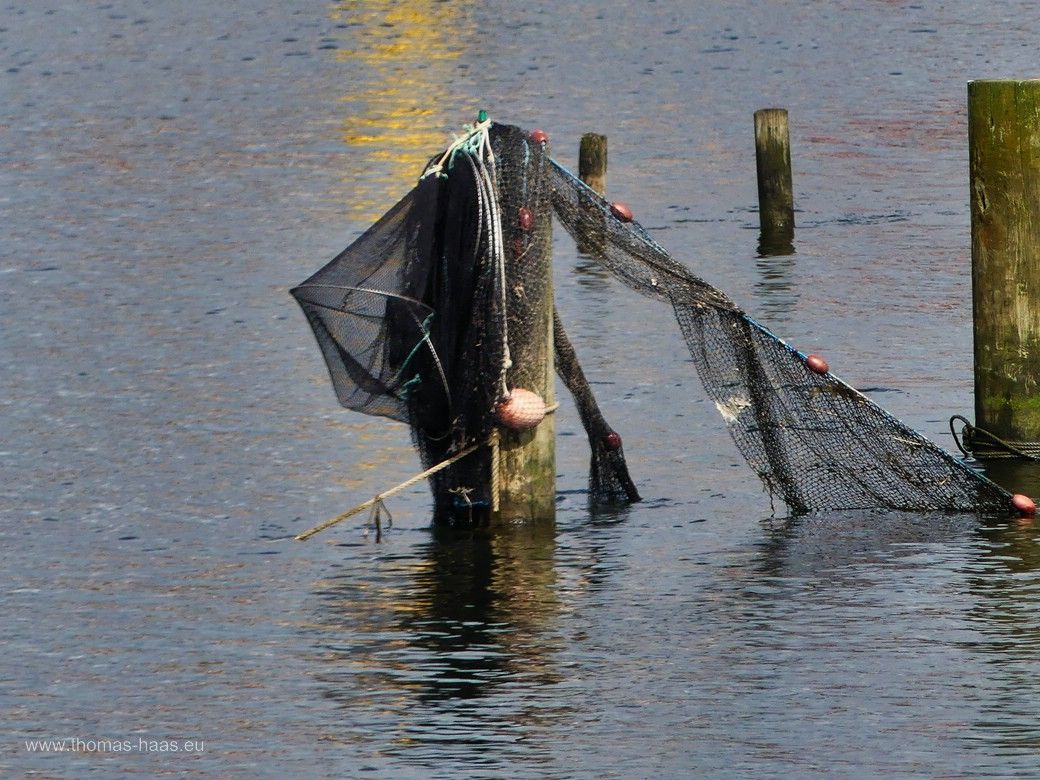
left=293, top=120, right=1013, bottom=517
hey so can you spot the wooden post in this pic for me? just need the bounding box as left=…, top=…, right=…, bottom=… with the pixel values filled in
left=494, top=127, right=556, bottom=522
left=495, top=294, right=555, bottom=521
left=969, top=80, right=1040, bottom=451
left=577, top=133, right=608, bottom=259
left=754, top=108, right=794, bottom=252
left=579, top=133, right=608, bottom=196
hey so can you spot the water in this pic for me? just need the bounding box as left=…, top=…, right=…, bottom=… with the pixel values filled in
left=5, top=0, right=1040, bottom=776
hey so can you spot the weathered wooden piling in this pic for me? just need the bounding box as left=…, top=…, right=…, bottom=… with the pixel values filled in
left=494, top=129, right=556, bottom=522
left=754, top=108, right=795, bottom=249
left=576, top=133, right=608, bottom=258
left=969, top=80, right=1040, bottom=453
left=494, top=310, right=555, bottom=522
left=579, top=133, right=608, bottom=196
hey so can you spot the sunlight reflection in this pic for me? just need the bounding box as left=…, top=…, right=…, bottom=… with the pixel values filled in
left=329, top=1, right=477, bottom=223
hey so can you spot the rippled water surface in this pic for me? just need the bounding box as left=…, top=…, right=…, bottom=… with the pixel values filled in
left=6, top=1, right=1040, bottom=777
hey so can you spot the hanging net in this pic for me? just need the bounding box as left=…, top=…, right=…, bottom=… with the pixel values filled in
left=292, top=120, right=1015, bottom=517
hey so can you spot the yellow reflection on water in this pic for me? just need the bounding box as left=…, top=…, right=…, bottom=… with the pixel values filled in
left=329, top=1, right=477, bottom=223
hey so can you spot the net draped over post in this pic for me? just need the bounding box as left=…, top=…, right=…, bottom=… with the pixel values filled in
left=292, top=121, right=1013, bottom=517
left=293, top=122, right=637, bottom=517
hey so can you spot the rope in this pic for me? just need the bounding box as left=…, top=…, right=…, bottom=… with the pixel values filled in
left=420, top=117, right=493, bottom=180
left=368, top=499, right=392, bottom=543
left=294, top=440, right=482, bottom=541
left=949, top=414, right=1040, bottom=461
left=296, top=402, right=561, bottom=542
left=490, top=427, right=500, bottom=513
left=423, top=117, right=512, bottom=398
left=467, top=133, right=512, bottom=399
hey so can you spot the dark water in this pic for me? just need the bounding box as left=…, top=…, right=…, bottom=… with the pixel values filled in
left=6, top=0, right=1040, bottom=776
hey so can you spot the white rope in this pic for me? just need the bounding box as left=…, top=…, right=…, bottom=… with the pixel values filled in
left=420, top=117, right=511, bottom=399
left=458, top=127, right=512, bottom=400
left=420, top=118, right=493, bottom=180
left=481, top=147, right=512, bottom=400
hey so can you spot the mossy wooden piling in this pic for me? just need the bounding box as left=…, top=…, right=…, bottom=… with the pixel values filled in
left=754, top=108, right=794, bottom=249
left=969, top=80, right=1040, bottom=452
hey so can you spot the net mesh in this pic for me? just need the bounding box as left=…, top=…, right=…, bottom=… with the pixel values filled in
left=553, top=309, right=640, bottom=504
left=295, top=123, right=563, bottom=518
left=292, top=121, right=1013, bottom=517
left=548, top=160, right=1011, bottom=513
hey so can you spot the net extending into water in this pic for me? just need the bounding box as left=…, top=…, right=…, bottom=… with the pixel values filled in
left=292, top=121, right=1014, bottom=517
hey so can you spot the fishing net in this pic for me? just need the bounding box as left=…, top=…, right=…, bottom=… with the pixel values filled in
left=549, top=161, right=1012, bottom=513
left=293, top=121, right=637, bottom=520
left=293, top=120, right=1014, bottom=517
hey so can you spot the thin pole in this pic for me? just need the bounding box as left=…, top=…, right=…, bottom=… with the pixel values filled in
left=578, top=133, right=608, bottom=257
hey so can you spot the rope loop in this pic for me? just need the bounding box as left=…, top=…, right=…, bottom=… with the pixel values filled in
left=949, top=414, right=1040, bottom=461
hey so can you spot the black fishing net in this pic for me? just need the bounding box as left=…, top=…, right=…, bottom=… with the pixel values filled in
left=548, top=160, right=1012, bottom=513
left=293, top=120, right=1014, bottom=517
left=553, top=308, right=640, bottom=504
left=294, top=122, right=635, bottom=520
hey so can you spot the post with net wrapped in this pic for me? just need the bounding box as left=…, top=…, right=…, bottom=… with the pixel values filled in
left=492, top=127, right=557, bottom=522
left=754, top=108, right=795, bottom=254
left=969, top=80, right=1040, bottom=457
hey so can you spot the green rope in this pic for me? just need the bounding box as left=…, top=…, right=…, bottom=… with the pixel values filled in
left=393, top=313, right=435, bottom=399
left=398, top=373, right=421, bottom=398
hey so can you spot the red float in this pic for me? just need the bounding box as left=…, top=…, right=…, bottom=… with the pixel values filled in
left=604, top=431, right=622, bottom=450
left=496, top=388, right=547, bottom=431
left=518, top=207, right=534, bottom=231
left=610, top=201, right=633, bottom=223
left=805, top=354, right=829, bottom=374
left=1012, top=493, right=1037, bottom=516
left=529, top=129, right=549, bottom=144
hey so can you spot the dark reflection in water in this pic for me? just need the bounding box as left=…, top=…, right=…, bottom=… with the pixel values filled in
left=569, top=503, right=634, bottom=590
left=739, top=509, right=1040, bottom=775
left=966, top=516, right=1040, bottom=759
left=980, top=459, right=1040, bottom=500
left=757, top=229, right=796, bottom=259
left=308, top=522, right=565, bottom=770
left=755, top=510, right=982, bottom=578
left=572, top=256, right=613, bottom=290
left=754, top=250, right=799, bottom=320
